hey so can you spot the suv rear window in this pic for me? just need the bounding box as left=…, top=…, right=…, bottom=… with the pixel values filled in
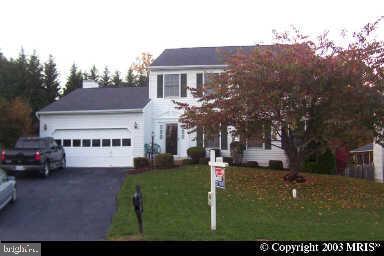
left=15, top=138, right=46, bottom=149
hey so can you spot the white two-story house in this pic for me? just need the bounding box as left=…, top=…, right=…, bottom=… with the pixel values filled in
left=37, top=46, right=288, bottom=168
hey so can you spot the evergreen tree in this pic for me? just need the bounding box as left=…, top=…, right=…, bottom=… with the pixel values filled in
left=13, top=48, right=29, bottom=99
left=100, top=66, right=111, bottom=87
left=125, top=67, right=136, bottom=87
left=43, top=55, right=60, bottom=103
left=64, top=64, right=82, bottom=95
left=88, top=65, right=99, bottom=81
left=26, top=50, right=44, bottom=113
left=112, top=71, right=122, bottom=87
left=0, top=51, right=14, bottom=99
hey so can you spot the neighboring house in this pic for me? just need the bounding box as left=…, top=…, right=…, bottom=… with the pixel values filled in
left=37, top=46, right=288, bottom=168
left=373, top=142, right=384, bottom=182
left=349, top=142, right=383, bottom=182
left=350, top=143, right=373, bottom=165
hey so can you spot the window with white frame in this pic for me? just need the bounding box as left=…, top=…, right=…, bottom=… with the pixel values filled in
left=204, top=73, right=216, bottom=96
left=164, top=74, right=180, bottom=97
left=159, top=74, right=187, bottom=98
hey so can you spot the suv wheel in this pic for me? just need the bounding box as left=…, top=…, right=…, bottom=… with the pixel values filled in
left=60, top=157, right=66, bottom=169
left=40, top=162, right=50, bottom=178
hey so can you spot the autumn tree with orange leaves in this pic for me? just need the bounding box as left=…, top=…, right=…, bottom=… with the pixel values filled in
left=0, top=97, right=33, bottom=148
left=131, top=53, right=153, bottom=86
left=176, top=19, right=384, bottom=182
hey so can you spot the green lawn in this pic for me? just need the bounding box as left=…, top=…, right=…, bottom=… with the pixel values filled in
left=108, top=165, right=384, bottom=240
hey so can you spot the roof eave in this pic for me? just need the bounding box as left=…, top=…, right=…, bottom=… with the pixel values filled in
left=36, top=108, right=144, bottom=116
left=149, top=64, right=227, bottom=71
left=350, top=150, right=373, bottom=153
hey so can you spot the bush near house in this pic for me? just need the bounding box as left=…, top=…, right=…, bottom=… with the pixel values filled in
left=269, top=160, right=284, bottom=170
left=304, top=149, right=336, bottom=175
left=187, top=147, right=205, bottom=164
left=155, top=153, right=174, bottom=169
left=134, top=157, right=150, bottom=169
left=244, top=161, right=259, bottom=168
left=182, top=159, right=194, bottom=165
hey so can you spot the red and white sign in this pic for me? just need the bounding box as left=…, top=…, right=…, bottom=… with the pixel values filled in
left=215, top=167, right=225, bottom=177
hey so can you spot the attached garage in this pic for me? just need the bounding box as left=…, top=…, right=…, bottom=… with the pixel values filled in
left=36, top=84, right=151, bottom=168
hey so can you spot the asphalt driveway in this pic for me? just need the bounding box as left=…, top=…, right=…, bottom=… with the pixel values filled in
left=0, top=167, right=128, bottom=241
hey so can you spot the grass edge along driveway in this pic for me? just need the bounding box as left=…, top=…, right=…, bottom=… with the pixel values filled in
left=108, top=165, right=384, bottom=240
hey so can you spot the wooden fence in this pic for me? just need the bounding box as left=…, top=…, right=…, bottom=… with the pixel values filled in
left=343, top=164, right=375, bottom=181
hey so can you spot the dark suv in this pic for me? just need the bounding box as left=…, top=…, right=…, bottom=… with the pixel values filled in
left=0, top=137, right=66, bottom=178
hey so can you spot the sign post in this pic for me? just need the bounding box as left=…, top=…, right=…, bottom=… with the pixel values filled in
left=208, top=149, right=228, bottom=231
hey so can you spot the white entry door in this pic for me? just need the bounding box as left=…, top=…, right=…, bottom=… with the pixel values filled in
left=52, top=128, right=133, bottom=167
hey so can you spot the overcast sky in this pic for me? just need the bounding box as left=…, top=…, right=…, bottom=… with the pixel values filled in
left=1, top=0, right=383, bottom=83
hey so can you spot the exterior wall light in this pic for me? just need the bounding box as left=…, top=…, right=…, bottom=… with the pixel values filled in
left=134, top=122, right=138, bottom=129
left=44, top=124, right=47, bottom=131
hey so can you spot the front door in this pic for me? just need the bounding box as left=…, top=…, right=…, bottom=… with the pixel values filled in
left=166, top=124, right=178, bottom=155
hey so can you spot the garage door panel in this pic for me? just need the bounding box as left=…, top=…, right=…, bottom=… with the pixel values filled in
left=52, top=129, right=133, bottom=167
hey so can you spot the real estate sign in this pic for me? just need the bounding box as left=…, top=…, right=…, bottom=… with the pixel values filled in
left=215, top=167, right=225, bottom=189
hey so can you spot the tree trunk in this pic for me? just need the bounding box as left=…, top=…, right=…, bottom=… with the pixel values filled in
left=284, top=149, right=306, bottom=183
left=281, top=126, right=306, bottom=182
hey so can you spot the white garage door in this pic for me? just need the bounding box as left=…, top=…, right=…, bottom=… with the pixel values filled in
left=52, top=128, right=133, bottom=167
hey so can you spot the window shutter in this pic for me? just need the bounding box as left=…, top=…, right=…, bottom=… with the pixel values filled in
left=221, top=125, right=228, bottom=150
left=196, top=73, right=203, bottom=97
left=196, top=127, right=203, bottom=147
left=180, top=74, right=187, bottom=97
left=157, top=75, right=163, bottom=98
left=264, top=121, right=272, bottom=150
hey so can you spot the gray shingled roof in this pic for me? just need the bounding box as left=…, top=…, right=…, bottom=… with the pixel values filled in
left=39, top=86, right=149, bottom=112
left=350, top=143, right=373, bottom=153
left=150, top=46, right=259, bottom=67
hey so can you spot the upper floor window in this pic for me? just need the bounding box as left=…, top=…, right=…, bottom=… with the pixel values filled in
left=164, top=74, right=179, bottom=97
left=157, top=74, right=187, bottom=98
left=196, top=72, right=218, bottom=97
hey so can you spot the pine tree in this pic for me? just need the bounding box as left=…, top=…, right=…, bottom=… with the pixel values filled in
left=0, top=51, right=16, bottom=99
left=43, top=55, right=60, bottom=103
left=26, top=50, right=44, bottom=113
left=64, top=63, right=83, bottom=95
left=88, top=65, right=99, bottom=81
left=112, top=71, right=122, bottom=87
left=125, top=67, right=136, bottom=87
left=100, top=66, right=111, bottom=87
left=14, top=48, right=29, bottom=99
